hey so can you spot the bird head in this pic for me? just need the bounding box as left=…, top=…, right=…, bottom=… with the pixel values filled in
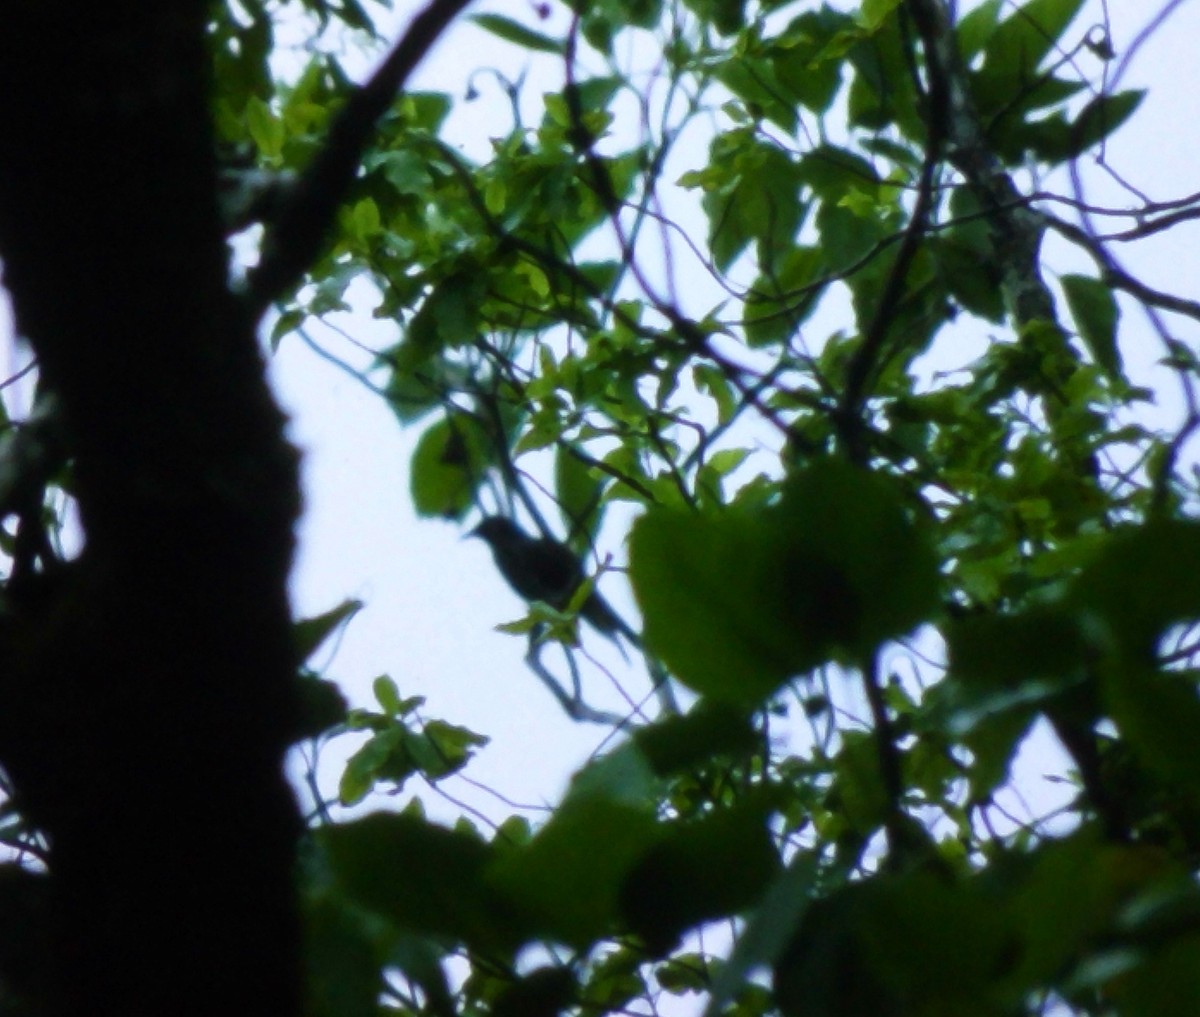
left=469, top=516, right=524, bottom=548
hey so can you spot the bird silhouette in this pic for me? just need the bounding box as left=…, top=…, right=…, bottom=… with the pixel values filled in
left=470, top=517, right=636, bottom=639
left=469, top=516, right=677, bottom=713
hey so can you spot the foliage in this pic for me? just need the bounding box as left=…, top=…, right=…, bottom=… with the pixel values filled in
left=6, top=0, right=1200, bottom=1014
left=245, top=0, right=1200, bottom=1014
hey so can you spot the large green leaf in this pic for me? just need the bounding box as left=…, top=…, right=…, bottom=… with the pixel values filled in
left=1061, top=273, right=1122, bottom=380
left=700, top=136, right=804, bottom=272
left=846, top=6, right=922, bottom=137
left=703, top=854, right=819, bottom=1017
left=317, top=814, right=526, bottom=954
left=973, top=0, right=1087, bottom=118
left=1068, top=520, right=1200, bottom=660
left=743, top=246, right=825, bottom=347
left=487, top=798, right=661, bottom=948
left=620, top=796, right=781, bottom=954
left=407, top=273, right=484, bottom=353
left=775, top=869, right=1014, bottom=1017
left=571, top=703, right=757, bottom=806
left=947, top=606, right=1089, bottom=701
left=771, top=9, right=850, bottom=114
left=303, top=889, right=388, bottom=1017
left=1050, top=89, right=1145, bottom=161
left=683, top=0, right=746, bottom=35
left=956, top=0, right=1003, bottom=60
left=631, top=459, right=939, bottom=701
left=1062, top=521, right=1200, bottom=786
left=409, top=414, right=490, bottom=519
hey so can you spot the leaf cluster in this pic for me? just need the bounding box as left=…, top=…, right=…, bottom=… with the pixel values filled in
left=112, top=1, right=1200, bottom=1016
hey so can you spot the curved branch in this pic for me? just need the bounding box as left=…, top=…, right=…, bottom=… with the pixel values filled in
left=245, top=0, right=473, bottom=317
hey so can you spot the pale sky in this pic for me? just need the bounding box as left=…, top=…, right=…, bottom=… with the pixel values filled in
left=1, top=0, right=1198, bottom=835
left=270, top=0, right=1200, bottom=832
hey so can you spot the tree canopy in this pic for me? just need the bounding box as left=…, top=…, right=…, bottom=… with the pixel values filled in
left=1, top=1, right=1199, bottom=1016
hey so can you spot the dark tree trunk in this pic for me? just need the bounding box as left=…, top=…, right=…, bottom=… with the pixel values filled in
left=0, top=5, right=303, bottom=1016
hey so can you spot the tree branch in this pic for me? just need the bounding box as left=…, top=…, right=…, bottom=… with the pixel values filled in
left=245, top=0, right=473, bottom=317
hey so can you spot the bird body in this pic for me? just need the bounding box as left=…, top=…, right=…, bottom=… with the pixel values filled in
left=470, top=515, right=679, bottom=715
left=469, top=516, right=637, bottom=643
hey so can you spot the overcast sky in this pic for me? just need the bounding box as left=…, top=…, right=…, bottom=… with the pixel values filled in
left=265, top=0, right=1200, bottom=831
left=3, top=0, right=1198, bottom=833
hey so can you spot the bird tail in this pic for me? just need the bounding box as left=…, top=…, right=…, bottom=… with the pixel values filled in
left=647, top=656, right=679, bottom=715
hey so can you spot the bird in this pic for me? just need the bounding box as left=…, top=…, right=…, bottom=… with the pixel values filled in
left=469, top=515, right=678, bottom=713
left=469, top=516, right=638, bottom=643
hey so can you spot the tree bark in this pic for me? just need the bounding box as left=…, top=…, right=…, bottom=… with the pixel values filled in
left=0, top=5, right=303, bottom=1015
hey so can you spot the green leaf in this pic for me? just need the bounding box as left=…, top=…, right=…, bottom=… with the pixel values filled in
left=373, top=675, right=402, bottom=715
left=491, top=968, right=576, bottom=1017
left=775, top=869, right=1014, bottom=1017
left=1061, top=273, right=1122, bottom=380
left=1000, top=833, right=1138, bottom=989
left=631, top=507, right=803, bottom=701
left=693, top=363, right=738, bottom=423
left=979, top=0, right=1086, bottom=84
left=683, top=0, right=746, bottom=35
left=343, top=197, right=380, bottom=246
left=471, top=13, right=564, bottom=53
left=701, top=136, right=804, bottom=272
left=1104, top=931, right=1200, bottom=1017
left=555, top=444, right=605, bottom=544
left=487, top=798, right=661, bottom=948
left=339, top=728, right=414, bottom=805
left=294, top=674, right=349, bottom=741
left=409, top=414, right=490, bottom=520
left=616, top=0, right=664, bottom=29
left=704, top=854, right=819, bottom=1017
left=631, top=702, right=758, bottom=776
left=971, top=0, right=1087, bottom=122
left=631, top=459, right=939, bottom=702
left=1058, top=89, right=1145, bottom=159
left=771, top=461, right=941, bottom=651
left=831, top=731, right=890, bottom=835
left=317, top=814, right=524, bottom=953
left=1060, top=521, right=1200, bottom=786
left=302, top=889, right=388, bottom=1017
left=743, top=246, right=825, bottom=347
left=244, top=94, right=284, bottom=159
left=421, top=719, right=489, bottom=777
left=1103, top=659, right=1200, bottom=809
left=620, top=797, right=781, bottom=955
left=294, top=599, right=363, bottom=663
left=562, top=705, right=755, bottom=812
left=797, top=145, right=881, bottom=199
left=657, top=954, right=712, bottom=994
left=857, top=0, right=901, bottom=31
left=956, top=0, right=1003, bottom=60
left=564, top=743, right=662, bottom=810
left=717, top=53, right=799, bottom=133
left=1068, top=519, right=1200, bottom=660
left=932, top=234, right=1004, bottom=322
left=946, top=607, right=1089, bottom=708
left=270, top=307, right=305, bottom=350
left=813, top=201, right=887, bottom=275
left=407, top=274, right=483, bottom=353
left=384, top=341, right=442, bottom=425
left=846, top=10, right=922, bottom=137
left=771, top=9, right=850, bottom=115
left=396, top=91, right=453, bottom=133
